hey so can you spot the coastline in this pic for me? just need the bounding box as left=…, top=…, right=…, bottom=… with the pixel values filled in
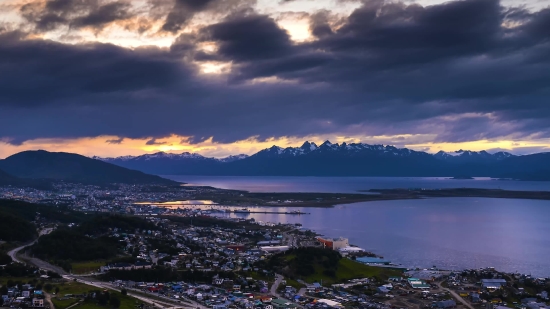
left=174, top=187, right=550, bottom=207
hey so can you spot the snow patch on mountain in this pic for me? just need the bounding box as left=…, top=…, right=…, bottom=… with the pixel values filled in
left=218, top=154, right=249, bottom=162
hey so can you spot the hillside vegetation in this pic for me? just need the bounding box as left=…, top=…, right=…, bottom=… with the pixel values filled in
left=31, top=214, right=159, bottom=270
left=0, top=211, right=36, bottom=242
left=264, top=247, right=402, bottom=285
left=0, top=199, right=88, bottom=223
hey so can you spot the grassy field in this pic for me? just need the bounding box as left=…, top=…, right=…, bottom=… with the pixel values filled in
left=246, top=271, right=275, bottom=284
left=0, top=276, right=142, bottom=309
left=71, top=261, right=106, bottom=274
left=303, top=258, right=403, bottom=285
left=52, top=281, right=141, bottom=309
left=0, top=277, right=37, bottom=286
left=282, top=278, right=304, bottom=290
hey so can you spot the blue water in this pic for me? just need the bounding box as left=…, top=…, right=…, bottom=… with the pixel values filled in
left=162, top=176, right=550, bottom=277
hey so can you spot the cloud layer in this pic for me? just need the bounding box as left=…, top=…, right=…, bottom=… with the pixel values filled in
left=2, top=0, right=550, bottom=154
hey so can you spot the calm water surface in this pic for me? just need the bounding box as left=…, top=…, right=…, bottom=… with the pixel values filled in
left=161, top=176, right=550, bottom=276
left=164, top=175, right=550, bottom=193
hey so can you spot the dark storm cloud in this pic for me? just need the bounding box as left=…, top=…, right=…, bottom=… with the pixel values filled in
left=160, top=0, right=254, bottom=33
left=106, top=137, right=124, bottom=144
left=161, top=0, right=218, bottom=33
left=195, top=0, right=550, bottom=105
left=201, top=13, right=293, bottom=61
left=20, top=0, right=133, bottom=32
left=145, top=138, right=167, bottom=145
left=309, top=10, right=334, bottom=38
left=0, top=31, right=187, bottom=105
left=198, top=13, right=330, bottom=80
left=3, top=0, right=550, bottom=146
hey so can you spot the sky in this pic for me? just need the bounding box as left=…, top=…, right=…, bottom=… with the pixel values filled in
left=1, top=0, right=550, bottom=159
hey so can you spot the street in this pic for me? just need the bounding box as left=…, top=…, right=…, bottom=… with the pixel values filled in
left=8, top=228, right=53, bottom=263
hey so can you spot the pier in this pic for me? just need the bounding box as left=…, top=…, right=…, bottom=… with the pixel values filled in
left=233, top=211, right=309, bottom=215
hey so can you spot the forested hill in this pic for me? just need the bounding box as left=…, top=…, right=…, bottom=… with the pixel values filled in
left=0, top=199, right=91, bottom=242
left=0, top=168, right=52, bottom=189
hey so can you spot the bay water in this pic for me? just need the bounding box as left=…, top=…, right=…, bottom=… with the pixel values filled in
left=163, top=175, right=550, bottom=276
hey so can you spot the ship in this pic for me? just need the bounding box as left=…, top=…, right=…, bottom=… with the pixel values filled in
left=233, top=208, right=251, bottom=213
left=288, top=210, right=306, bottom=214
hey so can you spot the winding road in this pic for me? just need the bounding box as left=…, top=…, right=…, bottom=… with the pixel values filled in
left=7, top=228, right=207, bottom=309
left=270, top=274, right=284, bottom=298
left=8, top=228, right=53, bottom=263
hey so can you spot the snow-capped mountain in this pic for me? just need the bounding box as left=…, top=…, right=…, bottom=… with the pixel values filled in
left=96, top=151, right=248, bottom=175
left=93, top=140, right=545, bottom=178
left=434, top=149, right=515, bottom=163
left=252, top=141, right=430, bottom=159
left=95, top=151, right=209, bottom=162
left=218, top=154, right=250, bottom=162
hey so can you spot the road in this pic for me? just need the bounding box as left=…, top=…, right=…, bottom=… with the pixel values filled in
left=9, top=228, right=206, bottom=309
left=8, top=228, right=53, bottom=263
left=44, top=292, right=55, bottom=309
left=64, top=275, right=207, bottom=309
left=437, top=282, right=474, bottom=309
left=270, top=274, right=284, bottom=298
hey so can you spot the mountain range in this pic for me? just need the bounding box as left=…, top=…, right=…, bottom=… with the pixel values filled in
left=0, top=150, right=178, bottom=186
left=96, top=141, right=550, bottom=180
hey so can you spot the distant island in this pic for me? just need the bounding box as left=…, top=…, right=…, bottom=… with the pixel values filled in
left=449, top=176, right=474, bottom=180
left=170, top=187, right=550, bottom=207
left=359, top=188, right=550, bottom=202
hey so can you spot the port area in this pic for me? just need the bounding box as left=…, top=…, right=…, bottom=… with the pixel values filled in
left=233, top=210, right=309, bottom=214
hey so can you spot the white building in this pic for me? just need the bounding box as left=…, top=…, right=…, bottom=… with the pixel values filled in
left=261, top=246, right=290, bottom=253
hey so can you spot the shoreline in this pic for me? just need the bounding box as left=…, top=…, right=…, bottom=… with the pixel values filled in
left=162, top=187, right=550, bottom=208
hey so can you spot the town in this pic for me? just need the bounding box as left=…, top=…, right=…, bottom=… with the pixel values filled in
left=1, top=183, right=549, bottom=309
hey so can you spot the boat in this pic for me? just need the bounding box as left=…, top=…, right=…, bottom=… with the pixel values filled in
left=289, top=210, right=305, bottom=214
left=234, top=208, right=251, bottom=213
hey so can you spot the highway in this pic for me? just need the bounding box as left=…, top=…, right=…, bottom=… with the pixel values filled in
left=8, top=228, right=53, bottom=263
left=63, top=275, right=208, bottom=309
left=8, top=228, right=205, bottom=309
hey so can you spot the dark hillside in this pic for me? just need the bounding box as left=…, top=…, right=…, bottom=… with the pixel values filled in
left=0, top=150, right=178, bottom=185
left=0, top=199, right=88, bottom=223
left=0, top=211, right=36, bottom=242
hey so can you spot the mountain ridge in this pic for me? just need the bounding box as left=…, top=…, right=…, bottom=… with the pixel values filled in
left=94, top=141, right=550, bottom=180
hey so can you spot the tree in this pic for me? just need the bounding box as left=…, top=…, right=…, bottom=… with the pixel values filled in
left=43, top=283, right=53, bottom=293
left=0, top=252, right=12, bottom=265
left=97, top=291, right=109, bottom=306
left=109, top=296, right=121, bottom=308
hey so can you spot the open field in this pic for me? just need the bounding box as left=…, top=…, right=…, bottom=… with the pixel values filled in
left=303, top=258, right=403, bottom=285
left=52, top=281, right=141, bottom=309
left=0, top=277, right=33, bottom=285
left=71, top=261, right=105, bottom=274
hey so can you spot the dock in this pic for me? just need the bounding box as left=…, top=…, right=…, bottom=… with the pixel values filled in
left=233, top=211, right=309, bottom=215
